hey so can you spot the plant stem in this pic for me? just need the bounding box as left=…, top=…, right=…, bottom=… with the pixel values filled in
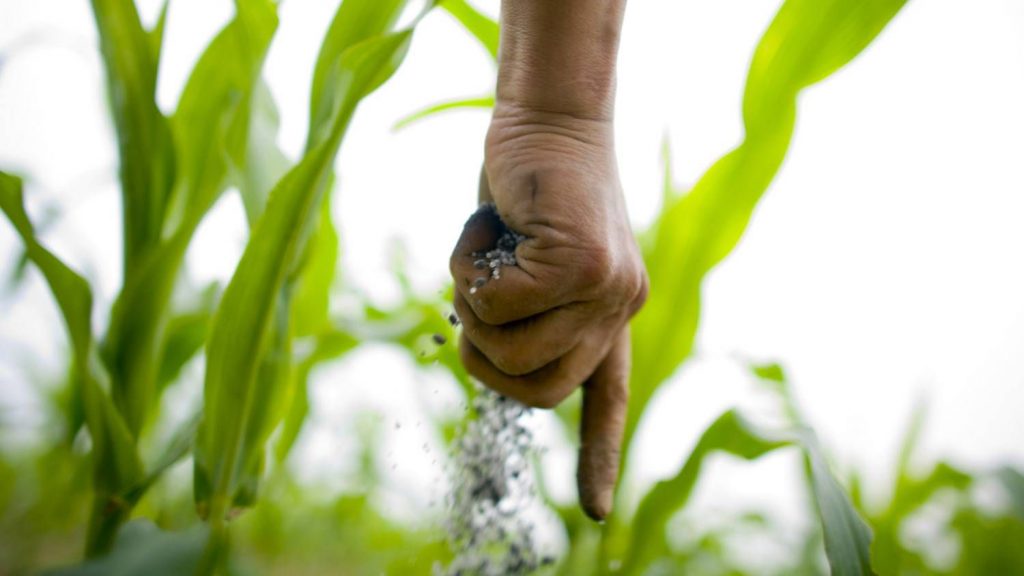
left=84, top=494, right=131, bottom=558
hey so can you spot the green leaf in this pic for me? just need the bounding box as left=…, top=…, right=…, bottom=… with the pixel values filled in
left=239, top=81, right=291, bottom=225
left=146, top=0, right=170, bottom=63
left=621, top=407, right=877, bottom=576
left=43, top=521, right=210, bottom=576
left=89, top=0, right=176, bottom=275
left=307, top=0, right=410, bottom=152
left=622, top=410, right=789, bottom=574
left=169, top=0, right=278, bottom=232
left=101, top=0, right=279, bottom=436
left=997, top=467, right=1024, bottom=522
left=195, top=26, right=417, bottom=521
left=156, top=310, right=211, bottom=391
left=393, top=95, right=494, bottom=131
left=0, top=172, right=143, bottom=556
left=291, top=195, right=340, bottom=338
left=624, top=0, right=908, bottom=477
left=440, top=0, right=498, bottom=61
left=275, top=329, right=360, bottom=463
left=796, top=427, right=876, bottom=576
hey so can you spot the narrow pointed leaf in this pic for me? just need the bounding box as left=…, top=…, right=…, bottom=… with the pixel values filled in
left=625, top=0, right=908, bottom=469
left=440, top=0, right=498, bottom=61
left=195, top=27, right=416, bottom=519
left=275, top=330, right=360, bottom=463
left=89, top=0, right=176, bottom=274
left=291, top=195, right=340, bottom=338
left=797, top=427, right=877, bottom=576
left=307, top=0, right=410, bottom=151
left=393, top=95, right=494, bottom=131
left=622, top=410, right=789, bottom=574
left=0, top=172, right=143, bottom=555
left=102, top=0, right=279, bottom=435
left=239, top=81, right=291, bottom=225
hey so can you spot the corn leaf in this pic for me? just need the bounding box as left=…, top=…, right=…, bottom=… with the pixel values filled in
left=622, top=407, right=877, bottom=576
left=291, top=195, right=340, bottom=338
left=625, top=0, right=908, bottom=470
left=622, top=410, right=789, bottom=575
left=0, top=172, right=143, bottom=556
left=146, top=0, right=170, bottom=63
left=43, top=520, right=209, bottom=576
left=195, top=25, right=417, bottom=520
left=239, top=81, right=291, bottom=225
left=307, top=0, right=410, bottom=152
left=439, top=0, right=498, bottom=61
left=796, top=427, right=876, bottom=576
left=396, top=0, right=497, bottom=130
left=156, top=311, right=210, bottom=389
left=170, top=0, right=278, bottom=232
left=101, top=0, right=279, bottom=436
left=393, top=95, right=494, bottom=131
left=275, top=329, right=360, bottom=463
left=89, top=0, right=176, bottom=276
left=998, top=467, right=1024, bottom=522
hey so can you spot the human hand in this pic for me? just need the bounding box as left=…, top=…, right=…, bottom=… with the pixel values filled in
left=450, top=101, right=648, bottom=520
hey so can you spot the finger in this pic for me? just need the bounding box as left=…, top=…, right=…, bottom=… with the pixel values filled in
left=458, top=323, right=616, bottom=409
left=449, top=205, right=580, bottom=325
left=454, top=291, right=594, bottom=376
left=577, top=327, right=630, bottom=521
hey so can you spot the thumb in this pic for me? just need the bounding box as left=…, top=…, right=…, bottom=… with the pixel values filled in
left=577, top=327, right=630, bottom=521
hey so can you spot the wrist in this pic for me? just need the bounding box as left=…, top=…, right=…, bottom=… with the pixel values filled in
left=496, top=0, right=626, bottom=121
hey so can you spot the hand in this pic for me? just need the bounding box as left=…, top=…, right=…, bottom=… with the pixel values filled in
left=450, top=101, right=648, bottom=520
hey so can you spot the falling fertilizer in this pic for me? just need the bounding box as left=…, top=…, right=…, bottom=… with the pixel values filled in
left=438, top=209, right=553, bottom=575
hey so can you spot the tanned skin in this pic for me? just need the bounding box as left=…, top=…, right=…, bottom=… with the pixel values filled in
left=450, top=0, right=647, bottom=521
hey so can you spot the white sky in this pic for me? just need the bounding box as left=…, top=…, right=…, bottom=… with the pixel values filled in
left=1, top=0, right=1023, bottom=544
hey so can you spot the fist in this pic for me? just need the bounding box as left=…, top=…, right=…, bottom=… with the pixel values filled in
left=450, top=103, right=648, bottom=519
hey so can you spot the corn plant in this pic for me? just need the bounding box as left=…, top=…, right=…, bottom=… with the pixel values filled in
left=1, top=0, right=450, bottom=572
left=4, top=0, right=1024, bottom=574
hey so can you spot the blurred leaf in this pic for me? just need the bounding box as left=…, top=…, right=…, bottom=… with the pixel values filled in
left=146, top=0, right=169, bottom=62
left=952, top=504, right=1024, bottom=575
left=440, top=0, right=498, bottom=61
left=89, top=0, right=176, bottom=275
left=169, top=0, right=278, bottom=232
left=622, top=406, right=877, bottom=576
left=393, top=95, right=494, bottom=131
left=997, top=466, right=1024, bottom=522
left=239, top=81, right=291, bottom=225
left=796, top=427, right=876, bottom=576
left=275, top=330, right=360, bottom=463
left=102, top=0, right=279, bottom=436
left=195, top=23, right=417, bottom=521
left=43, top=520, right=209, bottom=576
left=307, top=0, right=410, bottom=152
left=751, top=362, right=787, bottom=384
left=291, top=195, right=339, bottom=338
left=625, top=0, right=907, bottom=477
left=0, top=172, right=143, bottom=556
left=157, top=310, right=211, bottom=391
left=622, top=410, right=790, bottom=575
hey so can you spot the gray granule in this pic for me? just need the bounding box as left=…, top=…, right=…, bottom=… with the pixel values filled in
left=438, top=210, right=552, bottom=575
left=469, top=204, right=527, bottom=287
left=437, top=387, right=546, bottom=576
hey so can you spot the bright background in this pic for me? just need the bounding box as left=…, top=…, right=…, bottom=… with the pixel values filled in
left=1, top=0, right=1023, bottom=536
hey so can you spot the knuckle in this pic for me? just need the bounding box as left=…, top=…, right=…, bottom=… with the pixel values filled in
left=631, top=267, right=650, bottom=313
left=575, top=246, right=613, bottom=287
